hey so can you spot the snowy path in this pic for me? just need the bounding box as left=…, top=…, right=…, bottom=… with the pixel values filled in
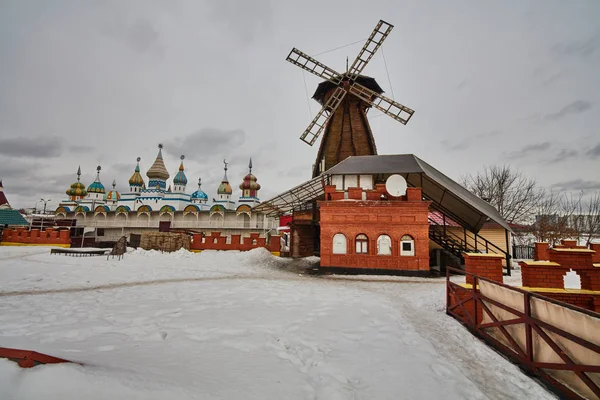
left=0, top=247, right=554, bottom=399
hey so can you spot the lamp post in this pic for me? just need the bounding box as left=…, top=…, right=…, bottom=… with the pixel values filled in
left=40, top=198, right=51, bottom=215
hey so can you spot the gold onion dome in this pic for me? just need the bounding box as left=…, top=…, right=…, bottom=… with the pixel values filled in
left=129, top=157, right=145, bottom=186
left=105, top=180, right=121, bottom=201
left=146, top=144, right=170, bottom=180
left=217, top=159, right=232, bottom=195
left=239, top=158, right=261, bottom=191
left=87, top=166, right=106, bottom=194
left=66, top=166, right=87, bottom=197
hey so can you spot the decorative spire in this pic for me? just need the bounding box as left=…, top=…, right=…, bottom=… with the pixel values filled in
left=249, top=157, right=253, bottom=174
left=87, top=165, right=105, bottom=194
left=67, top=166, right=87, bottom=198
left=77, top=166, right=81, bottom=182
left=223, top=159, right=229, bottom=181
left=129, top=157, right=145, bottom=187
left=173, top=154, right=188, bottom=186
left=146, top=144, right=170, bottom=180
left=191, top=177, right=208, bottom=202
left=112, top=179, right=116, bottom=189
left=217, top=160, right=232, bottom=195
left=198, top=177, right=202, bottom=189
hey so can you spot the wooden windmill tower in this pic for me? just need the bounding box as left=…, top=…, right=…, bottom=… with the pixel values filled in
left=286, top=20, right=415, bottom=177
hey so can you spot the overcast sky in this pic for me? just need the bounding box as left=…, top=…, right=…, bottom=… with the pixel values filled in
left=1, top=0, right=599, bottom=210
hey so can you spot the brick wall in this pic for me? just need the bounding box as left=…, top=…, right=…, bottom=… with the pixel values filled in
left=319, top=187, right=431, bottom=274
left=463, top=253, right=504, bottom=285
left=1, top=227, right=70, bottom=247
left=189, top=231, right=280, bottom=253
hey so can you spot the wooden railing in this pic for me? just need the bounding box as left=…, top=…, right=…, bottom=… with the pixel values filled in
left=446, top=267, right=600, bottom=400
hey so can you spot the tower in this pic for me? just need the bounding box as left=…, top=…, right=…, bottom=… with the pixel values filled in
left=0, top=180, right=8, bottom=207
left=172, top=155, right=188, bottom=193
left=214, top=159, right=235, bottom=210
left=146, top=144, right=170, bottom=192
left=129, top=157, right=145, bottom=193
left=66, top=166, right=87, bottom=201
left=105, top=179, right=121, bottom=207
left=87, top=166, right=106, bottom=202
left=191, top=178, right=208, bottom=205
left=238, top=158, right=261, bottom=206
left=286, top=20, right=414, bottom=177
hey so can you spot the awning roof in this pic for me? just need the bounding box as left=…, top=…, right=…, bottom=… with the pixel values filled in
left=253, top=154, right=511, bottom=233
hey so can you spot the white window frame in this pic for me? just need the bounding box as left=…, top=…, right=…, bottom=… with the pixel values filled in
left=377, top=235, right=392, bottom=255
left=332, top=233, right=347, bottom=254
left=400, top=235, right=415, bottom=256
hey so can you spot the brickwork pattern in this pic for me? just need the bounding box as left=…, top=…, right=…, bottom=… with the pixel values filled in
left=1, top=227, right=70, bottom=246
left=190, top=232, right=279, bottom=253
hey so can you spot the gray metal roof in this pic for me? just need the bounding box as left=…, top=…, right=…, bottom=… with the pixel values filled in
left=253, top=154, right=511, bottom=233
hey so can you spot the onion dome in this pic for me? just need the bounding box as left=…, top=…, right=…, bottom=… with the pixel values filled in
left=66, top=166, right=87, bottom=197
left=191, top=178, right=208, bottom=201
left=217, top=159, right=232, bottom=195
left=129, top=157, right=145, bottom=187
left=239, top=158, right=261, bottom=191
left=87, top=166, right=106, bottom=194
left=105, top=179, right=121, bottom=201
left=146, top=144, right=170, bottom=180
left=173, top=155, right=188, bottom=185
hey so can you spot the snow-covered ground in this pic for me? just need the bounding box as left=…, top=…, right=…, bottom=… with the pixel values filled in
left=0, top=247, right=555, bottom=399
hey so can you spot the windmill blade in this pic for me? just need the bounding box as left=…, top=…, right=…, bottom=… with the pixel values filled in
left=349, top=82, right=414, bottom=125
left=300, top=86, right=347, bottom=146
left=347, top=20, right=394, bottom=79
left=286, top=48, right=342, bottom=85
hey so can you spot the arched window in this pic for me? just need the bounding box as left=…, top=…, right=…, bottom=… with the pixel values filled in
left=377, top=235, right=392, bottom=255
left=332, top=233, right=347, bottom=254
left=400, top=235, right=415, bottom=256
left=355, top=234, right=369, bottom=254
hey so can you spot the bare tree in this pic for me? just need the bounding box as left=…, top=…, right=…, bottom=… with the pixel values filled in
left=462, top=165, right=544, bottom=224
left=531, top=191, right=576, bottom=245
left=568, top=191, right=600, bottom=246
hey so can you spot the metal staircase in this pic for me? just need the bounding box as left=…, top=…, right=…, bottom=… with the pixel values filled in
left=429, top=225, right=477, bottom=260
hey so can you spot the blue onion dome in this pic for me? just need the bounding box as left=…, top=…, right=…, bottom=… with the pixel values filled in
left=191, top=178, right=208, bottom=200
left=129, top=157, right=145, bottom=186
left=87, top=165, right=106, bottom=194
left=66, top=166, right=88, bottom=197
left=173, top=155, right=188, bottom=185
left=105, top=179, right=121, bottom=201
left=146, top=144, right=170, bottom=180
left=217, top=159, right=232, bottom=195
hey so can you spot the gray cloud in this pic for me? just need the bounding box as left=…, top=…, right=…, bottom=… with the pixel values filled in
left=440, top=138, right=469, bottom=151
left=552, top=31, right=600, bottom=58
left=543, top=100, right=593, bottom=121
left=552, top=179, right=600, bottom=191
left=164, top=128, right=246, bottom=159
left=505, top=142, right=551, bottom=159
left=0, top=137, right=63, bottom=158
left=128, top=20, right=160, bottom=53
left=548, top=148, right=578, bottom=163
left=69, top=145, right=95, bottom=153
left=586, top=143, right=600, bottom=159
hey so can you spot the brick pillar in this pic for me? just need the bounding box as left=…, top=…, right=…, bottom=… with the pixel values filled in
left=579, top=271, right=600, bottom=291
left=30, top=229, right=40, bottom=239
left=534, top=242, right=550, bottom=261
left=590, top=243, right=600, bottom=263
left=347, top=187, right=362, bottom=200
left=59, top=229, right=70, bottom=243
left=406, top=187, right=422, bottom=201
left=463, top=253, right=504, bottom=285
left=519, top=261, right=570, bottom=289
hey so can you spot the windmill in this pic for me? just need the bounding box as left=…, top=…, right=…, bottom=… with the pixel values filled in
left=286, top=20, right=415, bottom=177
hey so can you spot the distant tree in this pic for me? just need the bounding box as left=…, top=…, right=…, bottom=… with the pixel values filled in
left=461, top=165, right=544, bottom=224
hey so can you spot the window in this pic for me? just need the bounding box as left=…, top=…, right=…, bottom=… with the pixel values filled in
left=332, top=233, right=347, bottom=254
left=377, top=235, right=392, bottom=255
left=400, top=235, right=415, bottom=256
left=355, top=234, right=369, bottom=254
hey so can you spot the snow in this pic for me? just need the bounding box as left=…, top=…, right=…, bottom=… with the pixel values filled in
left=0, top=246, right=555, bottom=399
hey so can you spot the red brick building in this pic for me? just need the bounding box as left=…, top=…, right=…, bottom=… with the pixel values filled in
left=319, top=185, right=431, bottom=274
left=254, top=154, right=512, bottom=276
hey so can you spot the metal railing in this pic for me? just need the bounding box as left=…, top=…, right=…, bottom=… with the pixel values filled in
left=446, top=267, right=600, bottom=399
left=78, top=220, right=278, bottom=230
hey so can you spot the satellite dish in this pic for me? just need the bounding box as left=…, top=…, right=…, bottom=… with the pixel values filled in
left=385, top=174, right=407, bottom=197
